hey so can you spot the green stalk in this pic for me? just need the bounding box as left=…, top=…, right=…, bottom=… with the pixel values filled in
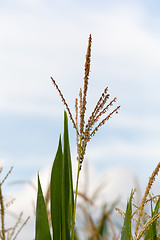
left=0, top=184, right=5, bottom=240
left=71, top=138, right=82, bottom=239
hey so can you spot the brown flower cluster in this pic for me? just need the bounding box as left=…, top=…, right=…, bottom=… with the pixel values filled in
left=51, top=34, right=120, bottom=169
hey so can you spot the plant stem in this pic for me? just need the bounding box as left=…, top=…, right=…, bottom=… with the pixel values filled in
left=71, top=138, right=82, bottom=239
left=0, top=184, right=5, bottom=240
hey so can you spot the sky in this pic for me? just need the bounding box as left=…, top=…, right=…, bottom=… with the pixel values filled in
left=1, top=0, right=160, bottom=239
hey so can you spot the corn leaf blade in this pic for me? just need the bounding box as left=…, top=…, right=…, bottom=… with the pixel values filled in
left=35, top=175, right=51, bottom=240
left=62, top=111, right=74, bottom=239
left=120, top=191, right=132, bottom=240
left=64, top=111, right=74, bottom=225
left=50, top=136, right=63, bottom=240
left=144, top=197, right=160, bottom=240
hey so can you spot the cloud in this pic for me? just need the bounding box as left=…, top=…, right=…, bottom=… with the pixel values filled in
left=2, top=0, right=42, bottom=8
left=0, top=1, right=160, bottom=118
left=90, top=6, right=160, bottom=83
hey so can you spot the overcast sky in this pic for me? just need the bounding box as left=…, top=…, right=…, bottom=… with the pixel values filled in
left=1, top=0, right=160, bottom=239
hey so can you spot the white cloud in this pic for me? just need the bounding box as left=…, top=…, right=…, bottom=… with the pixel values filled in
left=0, top=1, right=160, bottom=117
left=90, top=7, right=160, bottom=79
left=3, top=0, right=42, bottom=8
left=112, top=113, right=160, bottom=133
left=87, top=140, right=160, bottom=165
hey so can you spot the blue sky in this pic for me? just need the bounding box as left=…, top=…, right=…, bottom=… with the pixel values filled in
left=1, top=0, right=160, bottom=238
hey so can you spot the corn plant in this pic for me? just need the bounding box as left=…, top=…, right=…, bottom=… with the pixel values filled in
left=35, top=111, right=160, bottom=240
left=0, top=167, right=29, bottom=240
left=50, top=35, right=120, bottom=239
left=35, top=35, right=160, bottom=240
left=35, top=35, right=120, bottom=239
left=35, top=112, right=73, bottom=240
left=119, top=163, right=160, bottom=240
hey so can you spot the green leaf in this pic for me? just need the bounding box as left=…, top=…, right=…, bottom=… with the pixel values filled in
left=50, top=111, right=74, bottom=240
left=63, top=111, right=74, bottom=225
left=35, top=175, right=51, bottom=240
left=50, top=136, right=63, bottom=240
left=61, top=111, right=74, bottom=239
left=121, top=190, right=132, bottom=240
left=144, top=197, right=160, bottom=240
left=153, top=197, right=160, bottom=216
